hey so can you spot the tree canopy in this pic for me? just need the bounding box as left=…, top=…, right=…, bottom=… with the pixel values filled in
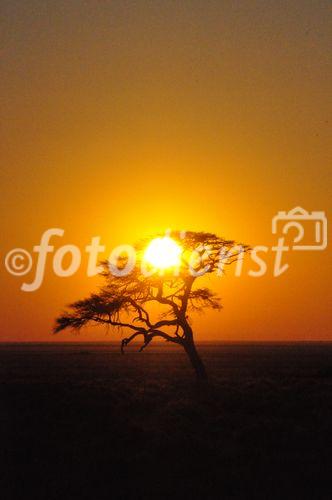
left=54, top=231, right=249, bottom=378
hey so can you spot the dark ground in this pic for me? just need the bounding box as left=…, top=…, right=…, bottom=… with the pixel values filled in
left=0, top=342, right=331, bottom=499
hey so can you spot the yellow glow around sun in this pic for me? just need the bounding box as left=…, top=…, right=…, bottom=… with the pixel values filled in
left=144, top=236, right=182, bottom=269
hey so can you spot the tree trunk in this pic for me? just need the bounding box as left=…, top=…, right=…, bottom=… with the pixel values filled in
left=183, top=338, right=208, bottom=380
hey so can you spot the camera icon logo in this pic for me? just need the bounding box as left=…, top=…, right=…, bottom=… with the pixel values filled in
left=272, top=206, right=328, bottom=251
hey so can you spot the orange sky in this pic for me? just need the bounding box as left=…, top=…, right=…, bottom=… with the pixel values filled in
left=0, top=1, right=331, bottom=341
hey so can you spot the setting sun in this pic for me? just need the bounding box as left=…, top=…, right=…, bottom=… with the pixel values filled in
left=144, top=236, right=182, bottom=269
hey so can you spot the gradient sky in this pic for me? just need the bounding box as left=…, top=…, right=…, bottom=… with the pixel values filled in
left=1, top=0, right=331, bottom=341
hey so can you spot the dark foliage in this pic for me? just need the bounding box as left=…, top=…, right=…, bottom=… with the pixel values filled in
left=54, top=231, right=249, bottom=378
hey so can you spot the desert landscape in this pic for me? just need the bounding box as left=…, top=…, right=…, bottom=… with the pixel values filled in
left=1, top=1, right=331, bottom=499
left=1, top=341, right=331, bottom=499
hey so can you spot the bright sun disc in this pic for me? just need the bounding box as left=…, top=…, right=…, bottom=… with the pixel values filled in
left=144, top=237, right=182, bottom=269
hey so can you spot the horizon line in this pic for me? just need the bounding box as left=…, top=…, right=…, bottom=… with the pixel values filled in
left=0, top=340, right=331, bottom=344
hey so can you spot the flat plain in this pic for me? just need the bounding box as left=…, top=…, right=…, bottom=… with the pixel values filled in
left=0, top=342, right=331, bottom=499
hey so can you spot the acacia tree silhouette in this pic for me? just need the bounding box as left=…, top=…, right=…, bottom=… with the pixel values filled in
left=54, top=232, right=249, bottom=379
